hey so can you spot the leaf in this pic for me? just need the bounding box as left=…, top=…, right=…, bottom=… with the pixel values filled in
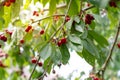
left=68, top=0, right=80, bottom=16
left=88, top=30, right=109, bottom=47
left=43, top=57, right=52, bottom=73
left=81, top=38, right=99, bottom=58
left=75, top=23, right=84, bottom=32
left=41, top=0, right=49, bottom=6
left=0, top=17, right=5, bottom=30
left=11, top=0, right=22, bottom=19
left=0, top=7, right=4, bottom=16
left=82, top=48, right=95, bottom=66
left=24, top=0, right=32, bottom=9
left=59, top=44, right=70, bottom=65
left=39, top=43, right=52, bottom=60
left=68, top=34, right=81, bottom=44
left=49, top=0, right=56, bottom=14
left=51, top=45, right=62, bottom=64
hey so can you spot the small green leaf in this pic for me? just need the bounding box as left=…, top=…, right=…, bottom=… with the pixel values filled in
left=41, top=0, right=50, bottom=6
left=59, top=44, right=70, bottom=65
left=82, top=48, right=95, bottom=66
left=49, top=0, right=56, bottom=14
left=51, top=45, right=62, bottom=64
left=81, top=38, right=99, bottom=58
left=39, top=43, right=52, bottom=60
left=88, top=30, right=109, bottom=47
left=69, top=34, right=81, bottom=44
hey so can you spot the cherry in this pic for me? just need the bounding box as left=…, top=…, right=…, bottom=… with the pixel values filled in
left=25, top=25, right=32, bottom=32
left=9, top=0, right=16, bottom=3
left=109, top=1, right=117, bottom=7
left=57, top=40, right=62, bottom=47
left=61, top=37, right=67, bottom=44
left=31, top=58, right=37, bottom=64
left=85, top=14, right=94, bottom=24
left=5, top=30, right=12, bottom=36
left=4, top=1, right=11, bottom=7
left=93, top=77, right=99, bottom=80
left=33, top=11, right=39, bottom=16
left=0, top=35, right=7, bottom=42
left=117, top=43, right=120, bottom=48
left=65, top=16, right=70, bottom=22
left=37, top=62, right=43, bottom=67
left=53, top=15, right=60, bottom=21
left=40, top=29, right=44, bottom=35
left=20, top=39, right=24, bottom=44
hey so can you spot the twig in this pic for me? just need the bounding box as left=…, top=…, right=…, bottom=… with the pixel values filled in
left=28, top=0, right=72, bottom=80
left=28, top=56, right=41, bottom=80
left=43, top=4, right=66, bottom=11
left=99, top=22, right=120, bottom=78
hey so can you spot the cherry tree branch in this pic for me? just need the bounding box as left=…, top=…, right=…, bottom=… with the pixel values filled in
left=99, top=22, right=120, bottom=78
left=28, top=0, right=72, bottom=80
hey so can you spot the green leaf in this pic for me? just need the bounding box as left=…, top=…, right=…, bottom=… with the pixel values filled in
left=49, top=0, right=56, bottom=14
left=81, top=38, right=99, bottom=58
left=59, top=44, right=70, bottom=65
left=0, top=7, right=4, bottom=16
left=43, top=57, right=52, bottom=73
left=88, top=30, right=109, bottom=47
left=51, top=45, right=62, bottom=64
left=24, top=0, right=32, bottom=9
left=75, top=23, right=84, bottom=32
left=68, top=34, right=81, bottom=44
left=41, top=0, right=49, bottom=6
left=68, top=0, right=80, bottom=16
left=82, top=48, right=95, bottom=66
left=11, top=0, right=22, bottom=19
left=0, top=17, right=5, bottom=30
left=39, top=43, right=52, bottom=60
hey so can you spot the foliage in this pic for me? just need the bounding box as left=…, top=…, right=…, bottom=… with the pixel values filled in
left=0, top=0, right=120, bottom=80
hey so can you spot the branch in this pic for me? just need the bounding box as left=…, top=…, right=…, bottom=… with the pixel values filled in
left=28, top=56, right=41, bottom=80
left=28, top=0, right=72, bottom=80
left=99, top=22, right=120, bottom=78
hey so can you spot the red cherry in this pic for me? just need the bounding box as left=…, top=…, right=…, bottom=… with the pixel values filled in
left=25, top=25, right=32, bottom=32
left=53, top=15, right=60, bottom=21
left=93, top=77, right=99, bottom=80
left=85, top=14, right=94, bottom=24
left=5, top=30, right=12, bottom=36
left=33, top=11, right=39, bottom=16
left=57, top=40, right=62, bottom=47
left=65, top=16, right=70, bottom=22
left=20, top=39, right=24, bottom=44
left=9, top=0, right=16, bottom=3
left=61, top=38, right=67, bottom=44
left=109, top=1, right=117, bottom=7
left=0, top=35, right=7, bottom=42
left=40, top=29, right=44, bottom=35
left=37, top=62, right=43, bottom=67
left=85, top=18, right=91, bottom=24
left=31, top=58, right=37, bottom=64
left=117, top=43, right=120, bottom=48
left=4, top=1, right=11, bottom=7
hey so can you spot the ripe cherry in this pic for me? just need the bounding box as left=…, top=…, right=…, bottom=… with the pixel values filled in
left=61, top=38, right=67, bottom=44
left=109, top=1, right=117, bottom=7
left=57, top=40, right=62, bottom=47
left=4, top=1, right=11, bottom=7
left=117, top=43, right=120, bottom=48
left=33, top=11, right=39, bottom=16
left=38, top=62, right=43, bottom=67
left=0, top=35, right=7, bottom=42
left=85, top=14, right=94, bottom=24
left=20, top=39, right=24, bottom=44
left=65, top=16, right=70, bottom=22
left=5, top=30, right=12, bottom=36
left=53, top=15, right=60, bottom=21
left=9, top=0, right=16, bottom=3
left=40, top=29, right=44, bottom=35
left=25, top=25, right=32, bottom=32
left=93, top=77, right=99, bottom=80
left=31, top=58, right=37, bottom=64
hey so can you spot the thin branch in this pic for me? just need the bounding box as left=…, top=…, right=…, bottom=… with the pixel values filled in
left=32, top=14, right=65, bottom=23
left=28, top=56, right=41, bottom=80
left=43, top=4, right=66, bottom=11
left=99, top=22, right=120, bottom=78
left=79, top=0, right=83, bottom=16
left=28, top=0, right=72, bottom=80
left=82, top=5, right=95, bottom=12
